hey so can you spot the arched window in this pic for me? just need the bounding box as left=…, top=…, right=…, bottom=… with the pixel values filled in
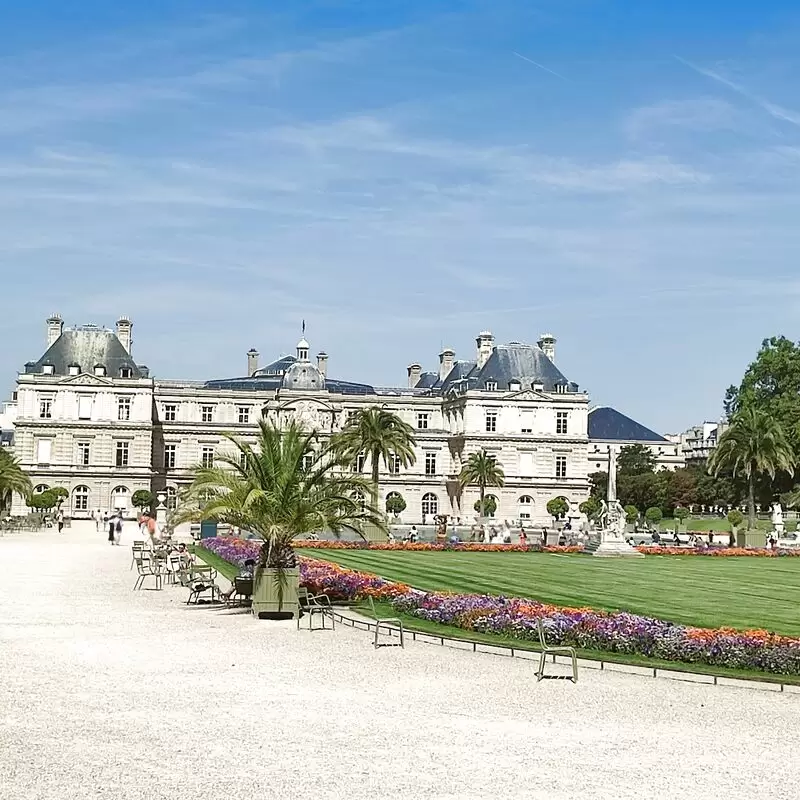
left=111, top=486, right=129, bottom=510
left=72, top=485, right=90, bottom=512
left=33, top=484, right=49, bottom=494
left=165, top=486, right=177, bottom=511
left=518, top=495, right=533, bottom=521
left=421, top=492, right=438, bottom=517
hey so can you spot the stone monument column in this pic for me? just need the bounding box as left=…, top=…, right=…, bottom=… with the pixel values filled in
left=591, top=446, right=643, bottom=558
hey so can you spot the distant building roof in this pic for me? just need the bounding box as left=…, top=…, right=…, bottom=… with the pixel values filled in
left=25, top=326, right=144, bottom=378
left=588, top=407, right=668, bottom=443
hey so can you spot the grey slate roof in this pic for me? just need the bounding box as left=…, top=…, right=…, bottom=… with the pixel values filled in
left=588, top=407, right=667, bottom=443
left=25, top=326, right=143, bottom=378
left=416, top=343, right=576, bottom=394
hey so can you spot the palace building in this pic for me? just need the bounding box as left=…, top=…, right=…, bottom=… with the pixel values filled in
left=8, top=315, right=677, bottom=525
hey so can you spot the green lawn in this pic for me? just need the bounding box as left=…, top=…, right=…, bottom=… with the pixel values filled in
left=298, top=549, right=800, bottom=637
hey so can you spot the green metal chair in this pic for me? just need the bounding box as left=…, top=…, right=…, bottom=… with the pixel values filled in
left=367, top=595, right=404, bottom=648
left=535, top=617, right=578, bottom=683
left=297, top=587, right=335, bottom=630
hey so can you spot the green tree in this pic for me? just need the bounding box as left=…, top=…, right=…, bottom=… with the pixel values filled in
left=49, top=486, right=68, bottom=508
left=624, top=504, right=639, bottom=524
left=619, top=472, right=663, bottom=512
left=132, top=490, right=154, bottom=512
left=459, top=450, right=505, bottom=518
left=474, top=495, right=498, bottom=517
left=385, top=492, right=406, bottom=516
left=176, top=419, right=385, bottom=605
left=589, top=471, right=608, bottom=501
left=727, top=509, right=744, bottom=530
left=645, top=506, right=663, bottom=528
left=674, top=506, right=690, bottom=528
left=332, top=406, right=416, bottom=507
left=0, top=449, right=32, bottom=515
left=29, top=489, right=58, bottom=511
left=579, top=496, right=601, bottom=520
left=708, top=407, right=795, bottom=530
left=617, top=444, right=656, bottom=476
left=546, top=496, right=569, bottom=521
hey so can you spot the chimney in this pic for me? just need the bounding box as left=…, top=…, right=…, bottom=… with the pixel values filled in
left=116, top=316, right=132, bottom=354
left=537, top=333, right=556, bottom=362
left=407, top=363, right=422, bottom=388
left=247, top=348, right=259, bottom=376
left=439, top=348, right=455, bottom=381
left=316, top=352, right=328, bottom=379
left=46, top=314, right=63, bottom=347
left=476, top=331, right=494, bottom=369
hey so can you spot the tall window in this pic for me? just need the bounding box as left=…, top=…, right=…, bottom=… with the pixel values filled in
left=201, top=446, right=214, bottom=468
left=72, top=486, right=90, bottom=512
left=302, top=453, right=314, bottom=472
left=421, top=492, right=438, bottom=517
left=164, top=444, right=177, bottom=470
left=112, top=486, right=129, bottom=510
left=117, top=396, right=132, bottom=421
left=556, top=411, right=568, bottom=434
left=485, top=411, right=498, bottom=433
left=520, top=410, right=533, bottom=433
left=555, top=455, right=567, bottom=479
left=518, top=495, right=533, bottom=520
left=351, top=453, right=366, bottom=473
left=425, top=452, right=437, bottom=476
left=36, top=440, right=52, bottom=464
left=388, top=454, right=402, bottom=474
left=163, top=404, right=177, bottom=422
left=39, top=398, right=52, bottom=419
left=417, top=412, right=429, bottom=430
left=165, top=486, right=177, bottom=510
left=115, top=441, right=130, bottom=467
left=201, top=405, right=214, bottom=423
left=78, top=395, right=93, bottom=420
left=237, top=406, right=250, bottom=424
left=77, top=442, right=90, bottom=466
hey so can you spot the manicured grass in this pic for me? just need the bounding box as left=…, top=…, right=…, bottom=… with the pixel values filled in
left=193, top=546, right=238, bottom=581
left=359, top=599, right=800, bottom=685
left=297, top=549, right=800, bottom=637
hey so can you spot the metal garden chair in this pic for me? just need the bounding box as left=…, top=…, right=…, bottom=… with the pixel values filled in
left=297, top=587, right=335, bottom=631
left=535, top=617, right=578, bottom=683
left=367, top=595, right=404, bottom=648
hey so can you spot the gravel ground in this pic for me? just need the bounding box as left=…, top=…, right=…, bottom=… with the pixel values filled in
left=1, top=523, right=798, bottom=800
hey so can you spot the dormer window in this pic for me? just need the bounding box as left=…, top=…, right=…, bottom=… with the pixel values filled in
left=555, top=383, right=566, bottom=394
left=509, top=380, right=521, bottom=391
left=532, top=382, right=544, bottom=392
left=68, top=364, right=80, bottom=376
left=94, top=364, right=106, bottom=377
left=485, top=381, right=497, bottom=391
left=119, top=367, right=132, bottom=379
left=42, top=364, right=54, bottom=375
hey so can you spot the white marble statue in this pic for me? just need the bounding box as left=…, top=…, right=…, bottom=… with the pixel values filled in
left=771, top=502, right=785, bottom=536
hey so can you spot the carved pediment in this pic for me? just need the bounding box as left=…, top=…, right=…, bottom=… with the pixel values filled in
left=505, top=389, right=546, bottom=401
left=59, top=372, right=113, bottom=387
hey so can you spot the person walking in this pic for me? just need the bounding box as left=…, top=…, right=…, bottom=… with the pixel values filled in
left=56, top=509, right=65, bottom=534
left=114, top=515, right=123, bottom=545
left=107, top=514, right=116, bottom=545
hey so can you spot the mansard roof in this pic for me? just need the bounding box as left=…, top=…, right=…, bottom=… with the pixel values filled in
left=25, top=326, right=144, bottom=378
left=588, top=406, right=668, bottom=442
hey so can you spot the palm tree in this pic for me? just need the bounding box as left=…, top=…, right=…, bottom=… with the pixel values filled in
left=459, top=449, right=505, bottom=519
left=177, top=418, right=385, bottom=569
left=708, top=406, right=795, bottom=530
left=332, top=406, right=416, bottom=506
left=0, top=448, right=32, bottom=516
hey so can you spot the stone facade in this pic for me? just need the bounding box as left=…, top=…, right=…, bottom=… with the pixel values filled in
left=10, top=315, right=683, bottom=527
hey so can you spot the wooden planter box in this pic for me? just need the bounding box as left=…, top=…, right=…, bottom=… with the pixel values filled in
left=252, top=567, right=300, bottom=620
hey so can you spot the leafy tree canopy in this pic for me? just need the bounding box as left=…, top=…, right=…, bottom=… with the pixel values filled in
left=132, top=490, right=154, bottom=511
left=546, top=496, right=569, bottom=519
left=617, top=444, right=656, bottom=476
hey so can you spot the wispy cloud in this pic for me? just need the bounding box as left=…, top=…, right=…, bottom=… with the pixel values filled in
left=625, top=97, right=737, bottom=140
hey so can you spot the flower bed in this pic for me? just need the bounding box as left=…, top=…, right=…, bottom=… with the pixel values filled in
left=636, top=546, right=800, bottom=557
left=198, top=537, right=800, bottom=674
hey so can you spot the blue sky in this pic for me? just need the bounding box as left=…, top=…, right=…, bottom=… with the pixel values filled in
left=2, top=0, right=800, bottom=433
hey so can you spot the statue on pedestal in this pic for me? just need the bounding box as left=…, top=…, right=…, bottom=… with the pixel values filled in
left=771, top=502, right=785, bottom=537
left=591, top=446, right=643, bottom=558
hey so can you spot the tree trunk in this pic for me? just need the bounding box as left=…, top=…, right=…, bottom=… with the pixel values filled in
left=479, top=483, right=485, bottom=518
left=371, top=450, right=380, bottom=508
left=747, top=473, right=756, bottom=531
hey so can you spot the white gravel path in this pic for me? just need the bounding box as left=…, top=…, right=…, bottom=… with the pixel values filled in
left=1, top=523, right=798, bottom=800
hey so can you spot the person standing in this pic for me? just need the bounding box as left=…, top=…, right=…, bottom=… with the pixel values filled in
left=114, top=515, right=123, bottom=545
left=56, top=509, right=65, bottom=534
left=108, top=514, right=116, bottom=544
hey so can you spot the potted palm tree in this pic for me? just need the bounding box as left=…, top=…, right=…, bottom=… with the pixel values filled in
left=708, top=407, right=795, bottom=547
left=0, top=448, right=32, bottom=519
left=459, top=449, right=505, bottom=520
left=331, top=406, right=416, bottom=537
left=178, top=419, right=385, bottom=619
